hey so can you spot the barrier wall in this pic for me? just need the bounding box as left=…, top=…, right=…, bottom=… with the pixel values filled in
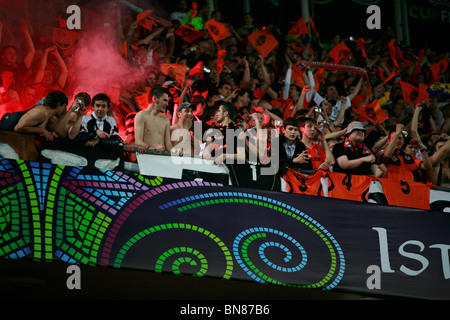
left=0, top=157, right=449, bottom=299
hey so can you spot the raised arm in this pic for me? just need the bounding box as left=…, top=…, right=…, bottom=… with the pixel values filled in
left=18, top=19, right=36, bottom=69
left=411, top=104, right=432, bottom=170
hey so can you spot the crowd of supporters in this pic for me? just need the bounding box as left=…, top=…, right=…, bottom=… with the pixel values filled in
left=0, top=0, right=449, bottom=192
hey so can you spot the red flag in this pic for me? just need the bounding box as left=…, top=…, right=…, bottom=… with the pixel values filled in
left=248, top=28, right=279, bottom=58
left=175, top=24, right=205, bottom=43
left=354, top=99, right=389, bottom=124
left=328, top=41, right=352, bottom=64
left=160, top=63, right=187, bottom=88
left=288, top=17, right=309, bottom=35
left=205, top=19, right=231, bottom=43
left=217, top=49, right=227, bottom=74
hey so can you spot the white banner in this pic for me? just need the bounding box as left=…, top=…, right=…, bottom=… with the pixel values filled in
left=136, top=153, right=231, bottom=183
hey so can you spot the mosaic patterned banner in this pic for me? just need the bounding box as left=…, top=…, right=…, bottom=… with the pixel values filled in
left=0, top=157, right=449, bottom=299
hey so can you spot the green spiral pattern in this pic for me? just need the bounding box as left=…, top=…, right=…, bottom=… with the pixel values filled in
left=155, top=247, right=208, bottom=277
left=113, top=223, right=233, bottom=279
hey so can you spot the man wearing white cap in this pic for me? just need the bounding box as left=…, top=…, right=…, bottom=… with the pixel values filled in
left=332, top=121, right=386, bottom=177
left=170, top=102, right=200, bottom=155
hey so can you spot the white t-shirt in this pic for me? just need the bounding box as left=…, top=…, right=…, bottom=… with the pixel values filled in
left=313, top=93, right=351, bottom=125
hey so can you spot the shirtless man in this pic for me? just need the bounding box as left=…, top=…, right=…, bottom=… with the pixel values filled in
left=13, top=90, right=68, bottom=141
left=170, top=102, right=200, bottom=155
left=46, top=92, right=90, bottom=139
left=134, top=86, right=179, bottom=154
left=427, top=138, right=450, bottom=187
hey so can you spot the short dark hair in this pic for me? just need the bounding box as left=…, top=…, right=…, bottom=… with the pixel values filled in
left=221, top=101, right=237, bottom=120
left=297, top=116, right=316, bottom=128
left=74, top=92, right=91, bottom=107
left=190, top=94, right=206, bottom=104
left=283, top=117, right=299, bottom=129
left=149, top=86, right=169, bottom=99
left=44, top=90, right=68, bottom=109
left=92, top=93, right=111, bottom=108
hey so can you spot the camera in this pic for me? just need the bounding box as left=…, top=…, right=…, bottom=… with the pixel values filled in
left=275, top=120, right=283, bottom=127
left=73, top=99, right=85, bottom=112
left=315, top=107, right=322, bottom=113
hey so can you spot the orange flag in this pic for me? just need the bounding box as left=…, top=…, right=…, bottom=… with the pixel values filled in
left=217, top=49, right=227, bottom=74
left=400, top=81, right=429, bottom=105
left=136, top=10, right=156, bottom=31
left=388, top=39, right=399, bottom=68
left=356, top=38, right=367, bottom=59
left=205, top=19, right=231, bottom=43
left=160, top=63, right=187, bottom=88
left=354, top=99, right=389, bottom=124
left=288, top=17, right=309, bottom=35
left=328, top=41, right=351, bottom=64
left=122, top=41, right=128, bottom=58
left=248, top=28, right=279, bottom=58
left=431, top=58, right=449, bottom=83
left=291, top=65, right=305, bottom=87
left=188, top=61, right=204, bottom=78
left=309, top=16, right=319, bottom=35
left=175, top=24, right=205, bottom=43
left=314, top=68, right=325, bottom=93
left=52, top=27, right=81, bottom=56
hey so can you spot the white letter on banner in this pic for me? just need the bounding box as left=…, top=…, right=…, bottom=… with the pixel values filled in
left=429, top=244, right=450, bottom=279
left=372, top=227, right=395, bottom=273
left=66, top=5, right=81, bottom=30
left=366, top=265, right=381, bottom=290
left=366, top=5, right=381, bottom=30
left=398, top=241, right=429, bottom=276
left=66, top=265, right=81, bottom=289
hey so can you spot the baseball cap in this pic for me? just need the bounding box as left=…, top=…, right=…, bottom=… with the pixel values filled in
left=177, top=102, right=196, bottom=112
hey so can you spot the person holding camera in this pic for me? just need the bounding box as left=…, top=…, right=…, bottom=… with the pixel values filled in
left=46, top=92, right=90, bottom=140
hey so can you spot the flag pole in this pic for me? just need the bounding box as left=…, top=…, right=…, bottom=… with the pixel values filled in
left=300, top=0, right=311, bottom=25
left=394, top=0, right=410, bottom=46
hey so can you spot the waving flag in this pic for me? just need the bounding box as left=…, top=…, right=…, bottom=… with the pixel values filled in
left=205, top=19, right=231, bottom=43
left=248, top=28, right=279, bottom=58
left=328, top=41, right=352, bottom=64
left=288, top=17, right=309, bottom=35
left=354, top=99, right=389, bottom=124
left=400, top=81, right=429, bottom=105
left=175, top=24, right=205, bottom=43
left=160, top=63, right=187, bottom=88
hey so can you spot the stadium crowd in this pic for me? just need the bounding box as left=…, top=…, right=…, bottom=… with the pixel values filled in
left=0, top=0, right=449, bottom=192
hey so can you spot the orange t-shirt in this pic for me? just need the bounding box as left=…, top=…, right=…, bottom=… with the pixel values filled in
left=382, top=150, right=422, bottom=182
left=305, top=143, right=326, bottom=170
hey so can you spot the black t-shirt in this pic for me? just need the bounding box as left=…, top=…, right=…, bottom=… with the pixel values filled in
left=332, top=141, right=375, bottom=175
